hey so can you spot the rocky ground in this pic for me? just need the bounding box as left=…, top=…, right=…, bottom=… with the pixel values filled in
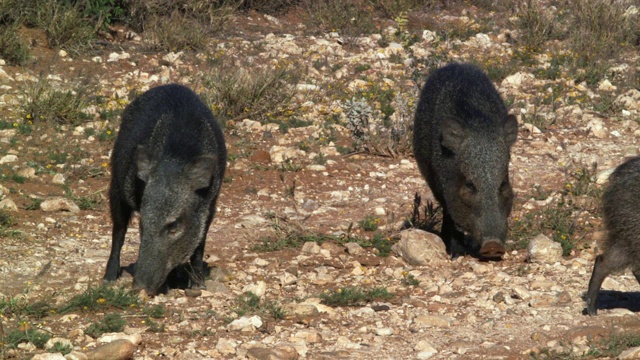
left=1, top=4, right=640, bottom=360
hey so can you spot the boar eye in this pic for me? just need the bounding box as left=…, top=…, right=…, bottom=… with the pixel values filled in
left=464, top=180, right=476, bottom=192
left=166, top=220, right=180, bottom=235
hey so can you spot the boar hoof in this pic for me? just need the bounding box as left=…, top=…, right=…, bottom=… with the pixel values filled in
left=479, top=240, right=505, bottom=258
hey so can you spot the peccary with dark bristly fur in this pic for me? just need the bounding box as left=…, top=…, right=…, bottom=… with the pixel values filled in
left=586, top=156, right=640, bottom=316
left=413, top=63, right=518, bottom=258
left=104, top=84, right=227, bottom=294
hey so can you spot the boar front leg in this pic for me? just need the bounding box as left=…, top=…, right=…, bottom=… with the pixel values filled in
left=441, top=210, right=466, bottom=258
left=188, top=237, right=207, bottom=289
left=104, top=194, right=132, bottom=282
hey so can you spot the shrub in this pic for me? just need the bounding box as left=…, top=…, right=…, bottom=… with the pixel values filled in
left=514, top=0, right=555, bottom=51
left=126, top=0, right=239, bottom=38
left=320, top=286, right=394, bottom=307
left=565, top=0, right=639, bottom=84
left=35, top=0, right=97, bottom=52
left=85, top=313, right=126, bottom=338
left=0, top=23, right=30, bottom=65
left=21, top=77, right=90, bottom=126
left=5, top=328, right=51, bottom=349
left=145, top=11, right=209, bottom=51
left=199, top=58, right=301, bottom=124
left=303, top=0, right=377, bottom=42
left=59, top=285, right=140, bottom=313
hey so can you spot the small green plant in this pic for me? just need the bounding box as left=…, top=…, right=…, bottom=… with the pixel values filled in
left=320, top=286, right=394, bottom=307
left=143, top=304, right=166, bottom=319
left=529, top=345, right=574, bottom=359
left=509, top=167, right=596, bottom=256
left=74, top=0, right=125, bottom=29
left=355, top=64, right=372, bottom=73
left=531, top=185, right=552, bottom=201
left=358, top=215, right=380, bottom=232
left=25, top=197, right=43, bottom=210
left=97, top=128, right=115, bottom=141
left=59, top=285, right=140, bottom=313
left=63, top=185, right=103, bottom=210
left=586, top=331, right=640, bottom=358
left=343, top=87, right=414, bottom=157
left=0, top=120, right=14, bottom=130
left=0, top=209, right=22, bottom=239
left=145, top=316, right=165, bottom=333
left=297, top=141, right=310, bottom=152
left=562, top=166, right=600, bottom=198
left=252, top=214, right=335, bottom=252
left=268, top=302, right=287, bottom=320
left=0, top=209, right=14, bottom=228
left=48, top=341, right=72, bottom=355
left=336, top=145, right=352, bottom=155
left=278, top=118, right=311, bottom=134
left=75, top=196, right=101, bottom=211
left=17, top=122, right=33, bottom=135
left=279, top=158, right=302, bottom=172
left=85, top=313, right=126, bottom=338
left=356, top=83, right=396, bottom=127
left=5, top=328, right=51, bottom=349
left=509, top=204, right=578, bottom=256
left=343, top=96, right=373, bottom=150
left=515, top=265, right=530, bottom=277
left=369, top=233, right=394, bottom=257
left=96, top=103, right=124, bottom=120
left=0, top=297, right=52, bottom=319
left=402, top=273, right=420, bottom=286
left=313, top=153, right=327, bottom=165
left=9, top=173, right=25, bottom=184
left=231, top=292, right=286, bottom=321
left=233, top=292, right=261, bottom=317
left=48, top=152, right=69, bottom=165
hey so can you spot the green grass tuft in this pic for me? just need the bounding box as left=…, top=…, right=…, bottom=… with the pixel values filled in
left=59, top=285, right=140, bottom=313
left=85, top=313, right=126, bottom=338
left=5, top=328, right=51, bottom=349
left=320, top=286, right=394, bottom=307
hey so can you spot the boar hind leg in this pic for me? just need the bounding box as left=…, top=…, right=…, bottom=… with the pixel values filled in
left=104, top=195, right=132, bottom=282
left=441, top=211, right=466, bottom=258
left=633, top=268, right=640, bottom=286
left=586, top=254, right=618, bottom=316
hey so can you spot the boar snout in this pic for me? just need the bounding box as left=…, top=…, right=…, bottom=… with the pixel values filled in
left=479, top=238, right=505, bottom=258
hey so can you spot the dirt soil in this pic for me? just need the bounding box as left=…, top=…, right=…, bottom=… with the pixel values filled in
left=1, top=7, right=640, bottom=360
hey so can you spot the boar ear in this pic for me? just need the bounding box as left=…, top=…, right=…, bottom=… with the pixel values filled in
left=503, top=114, right=518, bottom=147
left=441, top=116, right=465, bottom=153
left=136, top=145, right=152, bottom=182
left=185, top=155, right=217, bottom=191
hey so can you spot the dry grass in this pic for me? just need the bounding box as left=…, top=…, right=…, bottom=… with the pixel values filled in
left=0, top=23, right=30, bottom=65
left=198, top=56, right=302, bottom=125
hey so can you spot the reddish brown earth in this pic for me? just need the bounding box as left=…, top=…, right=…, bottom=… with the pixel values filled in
left=1, top=7, right=640, bottom=360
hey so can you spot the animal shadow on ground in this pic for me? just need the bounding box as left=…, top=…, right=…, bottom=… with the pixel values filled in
left=405, top=192, right=501, bottom=261
left=581, top=290, right=640, bottom=315
left=121, top=263, right=213, bottom=294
